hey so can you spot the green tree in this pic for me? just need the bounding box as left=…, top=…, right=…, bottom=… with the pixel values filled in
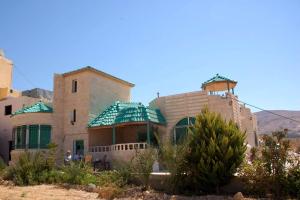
left=176, top=107, right=246, bottom=193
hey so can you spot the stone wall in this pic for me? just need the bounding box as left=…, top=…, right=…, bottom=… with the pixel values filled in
left=150, top=91, right=257, bottom=147
left=150, top=91, right=209, bottom=141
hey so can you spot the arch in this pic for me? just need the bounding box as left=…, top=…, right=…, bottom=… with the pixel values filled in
left=173, top=117, right=195, bottom=144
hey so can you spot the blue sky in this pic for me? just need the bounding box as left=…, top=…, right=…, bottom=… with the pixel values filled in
left=0, top=0, right=299, bottom=111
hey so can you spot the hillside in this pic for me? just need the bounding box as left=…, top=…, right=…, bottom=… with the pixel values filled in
left=256, top=110, right=300, bottom=138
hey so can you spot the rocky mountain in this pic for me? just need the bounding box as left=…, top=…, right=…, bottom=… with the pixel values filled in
left=256, top=110, right=300, bottom=138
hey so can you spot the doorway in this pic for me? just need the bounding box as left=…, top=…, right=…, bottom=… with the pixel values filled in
left=73, top=140, right=84, bottom=160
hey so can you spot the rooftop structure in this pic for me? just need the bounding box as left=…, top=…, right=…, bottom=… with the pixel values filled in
left=202, top=74, right=237, bottom=94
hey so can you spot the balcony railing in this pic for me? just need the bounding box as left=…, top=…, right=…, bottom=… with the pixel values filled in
left=90, top=142, right=148, bottom=153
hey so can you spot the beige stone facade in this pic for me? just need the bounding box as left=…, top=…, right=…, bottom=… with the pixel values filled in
left=52, top=67, right=134, bottom=158
left=150, top=91, right=258, bottom=148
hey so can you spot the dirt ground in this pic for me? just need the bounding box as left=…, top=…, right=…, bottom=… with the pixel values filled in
left=0, top=185, right=99, bottom=200
left=0, top=184, right=256, bottom=200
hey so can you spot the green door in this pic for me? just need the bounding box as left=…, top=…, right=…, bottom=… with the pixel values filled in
left=74, top=140, right=84, bottom=157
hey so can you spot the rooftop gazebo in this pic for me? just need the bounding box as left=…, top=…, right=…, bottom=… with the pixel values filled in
left=202, top=74, right=237, bottom=94
left=88, top=101, right=166, bottom=162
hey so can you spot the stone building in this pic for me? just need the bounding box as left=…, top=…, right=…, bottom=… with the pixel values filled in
left=4, top=62, right=257, bottom=164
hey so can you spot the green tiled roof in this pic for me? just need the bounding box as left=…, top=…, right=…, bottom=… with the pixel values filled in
left=202, top=74, right=237, bottom=85
left=88, top=101, right=166, bottom=127
left=12, top=102, right=53, bottom=116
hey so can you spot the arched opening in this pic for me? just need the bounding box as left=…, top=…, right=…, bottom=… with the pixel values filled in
left=173, top=117, right=195, bottom=144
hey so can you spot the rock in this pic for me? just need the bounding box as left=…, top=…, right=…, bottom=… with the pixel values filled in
left=233, top=192, right=244, bottom=200
left=87, top=183, right=96, bottom=192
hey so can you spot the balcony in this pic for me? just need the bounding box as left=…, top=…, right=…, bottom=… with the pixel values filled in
left=89, top=142, right=148, bottom=162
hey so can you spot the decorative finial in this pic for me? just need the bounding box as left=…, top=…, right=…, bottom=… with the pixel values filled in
left=157, top=92, right=160, bottom=98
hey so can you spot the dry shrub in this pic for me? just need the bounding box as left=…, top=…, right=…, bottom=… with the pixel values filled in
left=97, top=185, right=123, bottom=200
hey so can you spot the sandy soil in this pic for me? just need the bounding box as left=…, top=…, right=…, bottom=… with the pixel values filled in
left=0, top=185, right=99, bottom=200
left=0, top=184, right=257, bottom=200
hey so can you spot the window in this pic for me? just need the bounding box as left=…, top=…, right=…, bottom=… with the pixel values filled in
left=72, top=80, right=77, bottom=93
left=72, top=109, right=77, bottom=123
left=4, top=105, right=12, bottom=115
left=173, top=117, right=196, bottom=144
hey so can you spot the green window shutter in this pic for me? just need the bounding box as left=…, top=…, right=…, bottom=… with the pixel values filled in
left=16, top=126, right=21, bottom=149
left=29, top=125, right=39, bottom=149
left=21, top=125, right=27, bottom=148
left=40, top=125, right=51, bottom=149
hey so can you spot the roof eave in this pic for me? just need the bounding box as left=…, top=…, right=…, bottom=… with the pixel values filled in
left=62, top=66, right=135, bottom=87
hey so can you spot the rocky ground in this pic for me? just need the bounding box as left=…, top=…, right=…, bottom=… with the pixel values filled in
left=0, top=184, right=257, bottom=200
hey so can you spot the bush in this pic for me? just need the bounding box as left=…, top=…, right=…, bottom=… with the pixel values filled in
left=157, top=137, right=189, bottom=193
left=5, top=151, right=53, bottom=185
left=0, top=157, right=6, bottom=172
left=131, top=148, right=156, bottom=189
left=173, top=108, right=246, bottom=194
left=239, top=160, right=269, bottom=196
left=112, top=161, right=133, bottom=186
left=287, top=165, right=300, bottom=198
left=97, top=185, right=123, bottom=200
left=239, top=130, right=299, bottom=199
left=61, top=161, right=95, bottom=185
left=96, top=170, right=126, bottom=187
